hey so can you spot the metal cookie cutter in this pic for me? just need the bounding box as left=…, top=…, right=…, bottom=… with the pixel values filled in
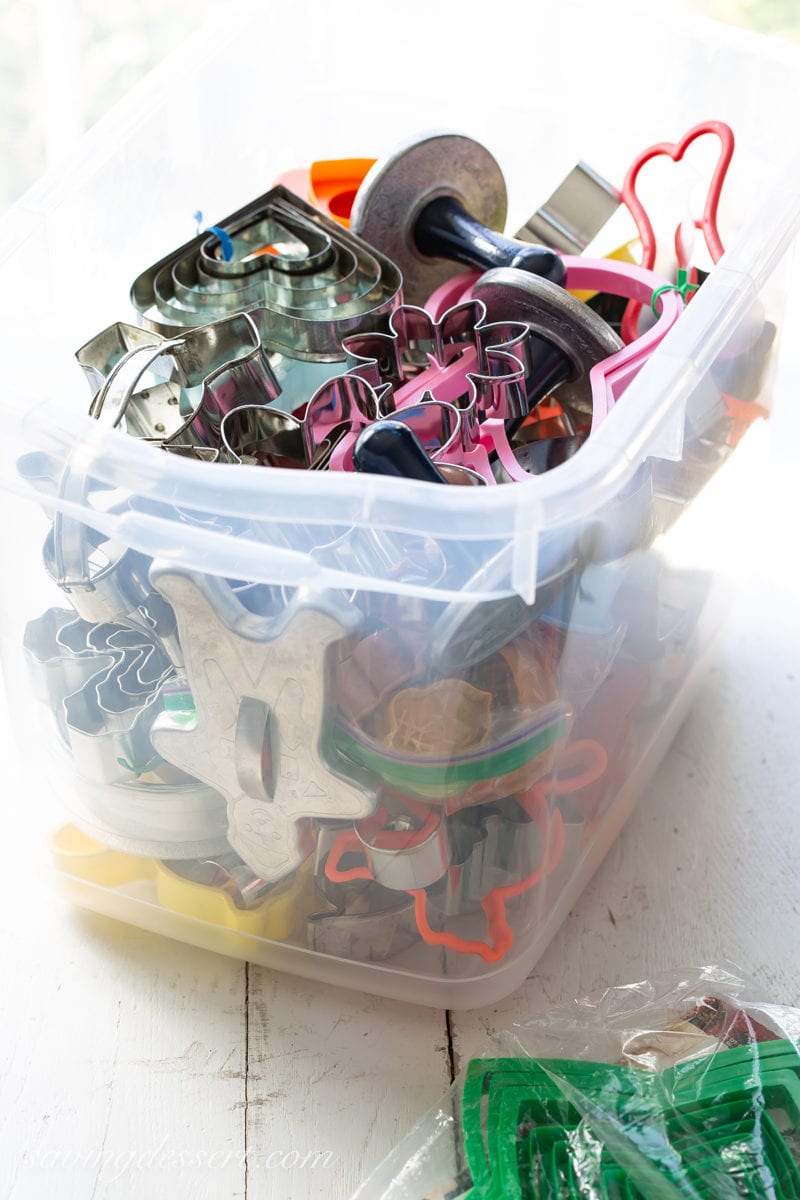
left=42, top=505, right=175, bottom=634
left=218, top=370, right=380, bottom=469
left=77, top=311, right=280, bottom=451
left=350, top=131, right=565, bottom=305
left=148, top=564, right=378, bottom=884
left=24, top=613, right=229, bottom=858
left=325, top=787, right=565, bottom=964
left=306, top=815, right=428, bottom=962
left=330, top=297, right=532, bottom=479
left=218, top=362, right=483, bottom=486
left=341, top=297, right=531, bottom=422
left=473, top=264, right=623, bottom=428
left=515, top=161, right=621, bottom=254
left=130, top=185, right=402, bottom=360
left=24, top=606, right=179, bottom=786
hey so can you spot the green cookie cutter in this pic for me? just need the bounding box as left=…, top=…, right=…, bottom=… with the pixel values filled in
left=458, top=1046, right=800, bottom=1200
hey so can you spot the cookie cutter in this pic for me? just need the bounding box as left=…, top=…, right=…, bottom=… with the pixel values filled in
left=217, top=370, right=380, bottom=468
left=130, top=184, right=402, bottom=360
left=41, top=505, right=175, bottom=635
left=341, top=297, right=531, bottom=422
left=619, top=120, right=734, bottom=342
left=25, top=610, right=229, bottom=855
left=515, top=161, right=621, bottom=255
left=148, top=564, right=378, bottom=884
left=77, top=311, right=280, bottom=450
left=49, top=823, right=314, bottom=938
left=460, top=254, right=682, bottom=440
left=273, top=157, right=376, bottom=228
left=430, top=740, right=607, bottom=925
left=325, top=784, right=564, bottom=963
left=306, top=821, right=420, bottom=961
left=350, top=131, right=565, bottom=305
left=24, top=606, right=179, bottom=785
left=329, top=297, right=534, bottom=479
left=333, top=628, right=570, bottom=805
left=306, top=892, right=418, bottom=961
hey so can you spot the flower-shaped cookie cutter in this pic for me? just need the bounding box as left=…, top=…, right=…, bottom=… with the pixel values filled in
left=425, top=256, right=684, bottom=483
left=327, top=298, right=531, bottom=477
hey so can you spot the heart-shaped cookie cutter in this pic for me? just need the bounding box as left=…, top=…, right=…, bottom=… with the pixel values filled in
left=619, top=120, right=734, bottom=343
left=130, top=184, right=402, bottom=359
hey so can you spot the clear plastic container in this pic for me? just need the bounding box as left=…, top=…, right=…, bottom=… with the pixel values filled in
left=1, top=0, right=798, bottom=1008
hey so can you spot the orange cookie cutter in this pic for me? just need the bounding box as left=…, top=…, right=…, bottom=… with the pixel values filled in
left=273, top=157, right=376, bottom=228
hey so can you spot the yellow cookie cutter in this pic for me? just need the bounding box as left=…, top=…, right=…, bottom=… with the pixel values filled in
left=49, top=823, right=313, bottom=940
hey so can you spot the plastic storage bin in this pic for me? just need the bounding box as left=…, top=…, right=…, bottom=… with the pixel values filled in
left=1, top=1, right=798, bottom=1009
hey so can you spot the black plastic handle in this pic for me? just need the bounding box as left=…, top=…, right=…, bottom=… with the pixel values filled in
left=414, top=196, right=567, bottom=286
left=353, top=421, right=447, bottom=483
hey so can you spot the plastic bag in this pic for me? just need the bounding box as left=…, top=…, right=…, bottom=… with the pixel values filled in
left=352, top=964, right=800, bottom=1199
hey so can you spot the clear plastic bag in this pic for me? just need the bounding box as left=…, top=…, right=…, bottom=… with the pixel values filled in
left=352, top=964, right=800, bottom=1198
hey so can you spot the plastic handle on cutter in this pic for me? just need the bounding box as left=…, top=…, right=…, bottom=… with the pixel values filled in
left=353, top=422, right=448, bottom=483
left=414, top=196, right=567, bottom=285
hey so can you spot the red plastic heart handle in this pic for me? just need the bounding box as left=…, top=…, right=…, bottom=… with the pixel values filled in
left=620, top=121, right=735, bottom=343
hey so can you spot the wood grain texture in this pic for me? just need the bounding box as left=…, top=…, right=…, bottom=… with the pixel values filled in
left=243, top=970, right=449, bottom=1199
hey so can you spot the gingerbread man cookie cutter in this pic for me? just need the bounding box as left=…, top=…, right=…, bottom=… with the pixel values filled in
left=148, top=564, right=378, bottom=883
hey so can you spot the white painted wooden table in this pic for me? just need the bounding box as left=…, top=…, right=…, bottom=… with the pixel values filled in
left=1, top=273, right=799, bottom=1200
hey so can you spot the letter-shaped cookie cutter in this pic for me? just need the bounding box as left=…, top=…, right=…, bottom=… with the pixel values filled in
left=148, top=564, right=378, bottom=883
left=130, top=185, right=402, bottom=359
